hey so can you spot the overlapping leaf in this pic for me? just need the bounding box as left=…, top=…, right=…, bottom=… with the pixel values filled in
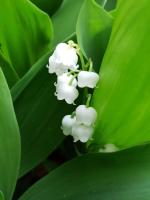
left=0, top=69, right=20, bottom=200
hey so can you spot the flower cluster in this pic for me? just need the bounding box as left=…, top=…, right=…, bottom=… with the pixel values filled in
left=47, top=41, right=99, bottom=143
left=62, top=105, right=97, bottom=142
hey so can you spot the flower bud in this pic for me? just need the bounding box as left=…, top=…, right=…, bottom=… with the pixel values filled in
left=62, top=115, right=76, bottom=136
left=99, top=144, right=119, bottom=153
left=72, top=123, right=93, bottom=143
left=78, top=71, right=99, bottom=88
left=56, top=84, right=79, bottom=104
left=75, top=105, right=97, bottom=126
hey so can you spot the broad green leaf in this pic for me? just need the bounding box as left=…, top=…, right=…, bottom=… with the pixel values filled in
left=52, top=0, right=85, bottom=46
left=91, top=0, right=150, bottom=151
left=12, top=53, right=74, bottom=177
left=0, top=0, right=53, bottom=79
left=0, top=69, right=20, bottom=200
left=30, top=0, right=63, bottom=16
left=76, top=0, right=112, bottom=70
left=19, top=145, right=150, bottom=200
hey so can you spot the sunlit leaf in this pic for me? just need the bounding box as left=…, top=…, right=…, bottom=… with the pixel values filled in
left=91, top=0, right=150, bottom=151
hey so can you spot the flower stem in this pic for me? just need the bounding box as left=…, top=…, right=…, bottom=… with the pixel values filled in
left=86, top=94, right=92, bottom=107
left=89, top=59, right=93, bottom=72
left=69, top=74, right=77, bottom=85
left=71, top=111, right=75, bottom=118
left=73, top=144, right=82, bottom=156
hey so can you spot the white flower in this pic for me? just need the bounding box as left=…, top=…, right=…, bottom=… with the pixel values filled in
left=62, top=115, right=76, bottom=136
left=47, top=55, right=67, bottom=75
left=72, top=123, right=93, bottom=143
left=75, top=105, right=97, bottom=126
left=78, top=71, right=99, bottom=88
left=47, top=43, right=78, bottom=76
left=56, top=84, right=79, bottom=104
left=57, top=73, right=77, bottom=87
left=99, top=144, right=119, bottom=153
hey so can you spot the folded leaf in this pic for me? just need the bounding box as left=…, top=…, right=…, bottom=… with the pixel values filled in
left=0, top=69, right=20, bottom=200
left=91, top=0, right=150, bottom=151
left=19, top=145, right=150, bottom=200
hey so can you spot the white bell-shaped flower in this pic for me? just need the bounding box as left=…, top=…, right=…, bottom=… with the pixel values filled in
left=78, top=71, right=99, bottom=88
left=57, top=73, right=77, bottom=87
left=47, top=43, right=78, bottom=76
left=72, top=123, right=93, bottom=143
left=75, top=105, right=97, bottom=126
left=47, top=55, right=67, bottom=76
left=56, top=84, right=79, bottom=104
left=62, top=115, right=76, bottom=136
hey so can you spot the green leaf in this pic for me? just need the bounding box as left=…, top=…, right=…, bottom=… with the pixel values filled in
left=12, top=53, right=74, bottom=177
left=76, top=0, right=112, bottom=70
left=91, top=0, right=150, bottom=150
left=52, top=0, right=85, bottom=46
left=0, top=69, right=20, bottom=200
left=0, top=0, right=53, bottom=78
left=30, top=0, right=63, bottom=16
left=19, top=145, right=150, bottom=200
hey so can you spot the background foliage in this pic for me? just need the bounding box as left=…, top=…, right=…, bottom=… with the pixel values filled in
left=0, top=0, right=150, bottom=199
